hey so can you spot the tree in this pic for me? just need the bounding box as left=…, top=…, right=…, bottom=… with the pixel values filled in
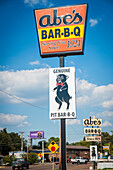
left=28, top=152, right=38, bottom=164
left=46, top=137, right=59, bottom=147
left=0, top=128, right=12, bottom=155
left=0, top=128, right=27, bottom=155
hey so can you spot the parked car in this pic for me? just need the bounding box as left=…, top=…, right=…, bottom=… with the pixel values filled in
left=71, top=156, right=88, bottom=164
left=12, top=158, right=29, bottom=170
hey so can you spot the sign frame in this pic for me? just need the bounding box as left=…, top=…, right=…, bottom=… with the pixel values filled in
left=84, top=128, right=101, bottom=135
left=90, top=145, right=98, bottom=161
left=49, top=67, right=76, bottom=119
left=48, top=141, right=59, bottom=153
left=34, top=4, right=88, bottom=58
left=85, top=136, right=101, bottom=142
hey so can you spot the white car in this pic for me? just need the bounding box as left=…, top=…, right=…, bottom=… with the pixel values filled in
left=71, top=156, right=88, bottom=164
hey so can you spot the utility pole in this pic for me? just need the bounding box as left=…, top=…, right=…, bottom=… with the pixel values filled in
left=20, top=132, right=24, bottom=151
left=27, top=135, right=29, bottom=160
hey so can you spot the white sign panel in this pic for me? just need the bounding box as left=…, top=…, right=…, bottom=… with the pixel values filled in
left=49, top=67, right=76, bottom=119
left=85, top=136, right=101, bottom=142
left=83, top=118, right=102, bottom=126
left=84, top=128, right=101, bottom=134
left=90, top=145, right=98, bottom=161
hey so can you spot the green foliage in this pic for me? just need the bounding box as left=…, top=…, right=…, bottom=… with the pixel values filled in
left=46, top=137, right=59, bottom=147
left=3, top=156, right=16, bottom=165
left=0, top=128, right=27, bottom=155
left=28, top=152, right=38, bottom=164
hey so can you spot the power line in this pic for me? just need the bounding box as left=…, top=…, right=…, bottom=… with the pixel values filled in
left=0, top=89, right=48, bottom=111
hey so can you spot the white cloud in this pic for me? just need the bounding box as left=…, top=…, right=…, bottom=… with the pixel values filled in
left=97, top=111, right=113, bottom=117
left=76, top=79, right=113, bottom=110
left=101, top=99, right=113, bottom=109
left=102, top=121, right=113, bottom=127
left=77, top=69, right=82, bottom=73
left=70, top=61, right=75, bottom=65
left=49, top=2, right=54, bottom=7
left=0, top=65, right=5, bottom=69
left=89, top=19, right=98, bottom=27
left=29, top=61, right=40, bottom=65
left=66, top=119, right=81, bottom=125
left=0, top=113, right=28, bottom=127
left=0, top=69, right=49, bottom=106
left=24, top=0, right=47, bottom=6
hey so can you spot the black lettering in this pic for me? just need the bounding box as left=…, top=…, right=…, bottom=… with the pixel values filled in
left=55, top=29, right=61, bottom=38
left=39, top=15, right=50, bottom=27
left=42, top=30, right=47, bottom=39
left=48, top=29, right=54, bottom=39
left=64, top=28, right=70, bottom=37
left=74, top=27, right=80, bottom=36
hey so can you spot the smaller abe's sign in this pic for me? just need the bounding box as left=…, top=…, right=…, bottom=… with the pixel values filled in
left=90, top=145, right=97, bottom=161
left=85, top=136, right=101, bottom=142
left=83, top=117, right=102, bottom=126
left=48, top=141, right=59, bottom=153
left=49, top=67, right=76, bottom=119
left=84, top=128, right=101, bottom=134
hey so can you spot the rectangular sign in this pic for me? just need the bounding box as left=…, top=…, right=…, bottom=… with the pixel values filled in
left=84, top=128, right=101, bottom=134
left=103, top=146, right=109, bottom=150
left=90, top=145, right=98, bottom=161
left=49, top=67, right=76, bottom=119
left=34, top=4, right=88, bottom=58
left=30, top=131, right=44, bottom=139
left=85, top=136, right=101, bottom=142
left=83, top=118, right=102, bottom=126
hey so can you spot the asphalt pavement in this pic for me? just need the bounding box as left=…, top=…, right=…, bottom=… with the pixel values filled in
left=0, top=162, right=95, bottom=170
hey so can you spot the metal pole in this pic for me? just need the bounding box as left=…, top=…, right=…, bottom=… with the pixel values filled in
left=53, top=154, right=54, bottom=170
left=27, top=135, right=29, bottom=160
left=42, top=140, right=44, bottom=163
left=20, top=132, right=24, bottom=151
left=60, top=56, right=66, bottom=170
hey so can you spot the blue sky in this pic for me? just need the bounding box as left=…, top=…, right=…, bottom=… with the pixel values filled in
left=0, top=0, right=113, bottom=145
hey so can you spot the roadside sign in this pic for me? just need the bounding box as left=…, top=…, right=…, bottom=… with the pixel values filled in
left=49, top=67, right=76, bottom=119
left=48, top=141, right=59, bottom=153
left=90, top=145, right=98, bottom=161
left=85, top=136, right=101, bottom=142
left=103, top=146, right=109, bottom=150
left=30, top=131, right=44, bottom=139
left=84, top=128, right=101, bottom=135
left=38, top=152, right=43, bottom=158
left=34, top=4, right=88, bottom=58
left=83, top=118, right=102, bottom=126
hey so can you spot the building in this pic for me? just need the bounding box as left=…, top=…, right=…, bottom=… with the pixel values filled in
left=29, top=145, right=90, bottom=162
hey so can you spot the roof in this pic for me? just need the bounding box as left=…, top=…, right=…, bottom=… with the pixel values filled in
left=66, top=145, right=90, bottom=150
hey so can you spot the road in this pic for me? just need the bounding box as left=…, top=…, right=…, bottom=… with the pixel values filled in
left=0, top=162, right=95, bottom=170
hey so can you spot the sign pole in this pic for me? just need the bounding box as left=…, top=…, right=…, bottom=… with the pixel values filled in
left=60, top=56, right=66, bottom=170
left=42, top=140, right=44, bottom=163
left=53, top=154, right=54, bottom=170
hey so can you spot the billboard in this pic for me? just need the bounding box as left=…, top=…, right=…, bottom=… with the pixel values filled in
left=84, top=128, right=101, bottom=134
left=83, top=118, right=102, bottom=126
left=90, top=145, right=98, bottom=161
left=30, top=131, right=44, bottom=139
left=85, top=136, right=101, bottom=142
left=34, top=4, right=88, bottom=58
left=49, top=67, right=76, bottom=119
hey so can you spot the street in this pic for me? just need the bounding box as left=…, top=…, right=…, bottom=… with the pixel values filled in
left=0, top=162, right=95, bottom=170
